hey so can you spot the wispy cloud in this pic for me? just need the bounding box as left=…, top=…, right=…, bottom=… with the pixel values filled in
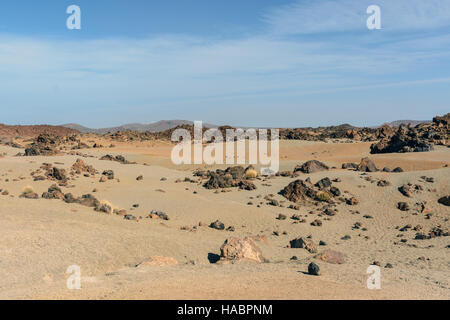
left=263, top=0, right=450, bottom=34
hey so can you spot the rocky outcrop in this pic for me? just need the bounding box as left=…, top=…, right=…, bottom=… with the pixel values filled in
left=202, top=166, right=256, bottom=191
left=370, top=113, right=450, bottom=154
left=24, top=134, right=63, bottom=156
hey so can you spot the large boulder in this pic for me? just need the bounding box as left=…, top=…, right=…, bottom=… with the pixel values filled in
left=438, top=196, right=450, bottom=206
left=356, top=157, right=378, bottom=172
left=294, top=160, right=329, bottom=174
left=204, top=172, right=234, bottom=189
left=289, top=237, right=318, bottom=253
left=280, top=179, right=317, bottom=203
left=219, top=237, right=267, bottom=263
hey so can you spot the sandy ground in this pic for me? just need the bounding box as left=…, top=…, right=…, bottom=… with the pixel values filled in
left=0, top=140, right=449, bottom=300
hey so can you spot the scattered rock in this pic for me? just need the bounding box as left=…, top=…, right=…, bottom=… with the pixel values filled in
left=289, top=237, right=318, bottom=253
left=397, top=202, right=410, bottom=211
left=210, top=220, right=225, bottom=230
left=438, top=196, right=450, bottom=206
left=308, top=262, right=320, bottom=276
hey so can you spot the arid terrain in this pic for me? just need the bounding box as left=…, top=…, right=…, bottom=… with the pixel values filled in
left=0, top=116, right=449, bottom=300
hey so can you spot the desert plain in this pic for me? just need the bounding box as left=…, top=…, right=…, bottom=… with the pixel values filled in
left=0, top=118, right=449, bottom=300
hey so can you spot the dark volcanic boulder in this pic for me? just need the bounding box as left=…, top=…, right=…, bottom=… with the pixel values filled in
left=204, top=172, right=234, bottom=189
left=315, top=177, right=332, bottom=190
left=238, top=180, right=256, bottom=191
left=64, top=193, right=80, bottom=204
left=281, top=179, right=317, bottom=202
left=79, top=194, right=100, bottom=207
left=25, top=147, right=40, bottom=156
left=41, top=184, right=64, bottom=199
left=294, top=160, right=329, bottom=174
left=308, top=262, right=320, bottom=276
left=210, top=220, right=225, bottom=230
left=438, top=196, right=450, bottom=206
left=290, top=237, right=318, bottom=253
left=225, top=166, right=245, bottom=179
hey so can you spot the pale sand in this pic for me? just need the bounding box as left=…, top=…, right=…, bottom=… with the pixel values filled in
left=0, top=140, right=449, bottom=300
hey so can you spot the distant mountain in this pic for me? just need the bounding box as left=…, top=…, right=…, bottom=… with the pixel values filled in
left=62, top=119, right=433, bottom=134
left=0, top=124, right=78, bottom=138
left=382, top=120, right=430, bottom=127
left=62, top=120, right=218, bottom=134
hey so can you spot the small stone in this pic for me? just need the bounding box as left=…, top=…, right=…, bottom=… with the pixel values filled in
left=210, top=220, right=225, bottom=230
left=308, top=262, right=320, bottom=276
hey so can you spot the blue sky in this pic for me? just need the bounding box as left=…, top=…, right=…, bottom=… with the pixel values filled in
left=0, top=0, right=449, bottom=128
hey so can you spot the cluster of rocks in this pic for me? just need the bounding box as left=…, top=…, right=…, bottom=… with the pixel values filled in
left=20, top=133, right=96, bottom=156
left=415, top=226, right=449, bottom=240
left=31, top=163, right=68, bottom=185
left=280, top=176, right=341, bottom=204
left=99, top=154, right=135, bottom=164
left=342, top=157, right=404, bottom=173
left=23, top=134, right=63, bottom=156
left=37, top=184, right=134, bottom=217
left=279, top=124, right=378, bottom=142
left=196, top=166, right=257, bottom=191
left=71, top=159, right=97, bottom=176
left=370, top=114, right=449, bottom=154
left=398, top=183, right=423, bottom=198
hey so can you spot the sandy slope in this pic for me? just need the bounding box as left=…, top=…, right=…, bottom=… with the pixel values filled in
left=0, top=141, right=449, bottom=300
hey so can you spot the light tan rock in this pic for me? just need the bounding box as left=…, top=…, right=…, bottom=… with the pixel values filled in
left=136, top=256, right=178, bottom=267
left=219, top=237, right=266, bottom=263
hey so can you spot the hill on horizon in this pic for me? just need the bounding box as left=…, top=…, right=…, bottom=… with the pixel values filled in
left=62, top=118, right=433, bottom=134
left=62, top=120, right=219, bottom=134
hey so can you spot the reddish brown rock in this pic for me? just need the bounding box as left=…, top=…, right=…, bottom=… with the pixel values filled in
left=315, top=250, right=345, bottom=264
left=136, top=256, right=178, bottom=267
